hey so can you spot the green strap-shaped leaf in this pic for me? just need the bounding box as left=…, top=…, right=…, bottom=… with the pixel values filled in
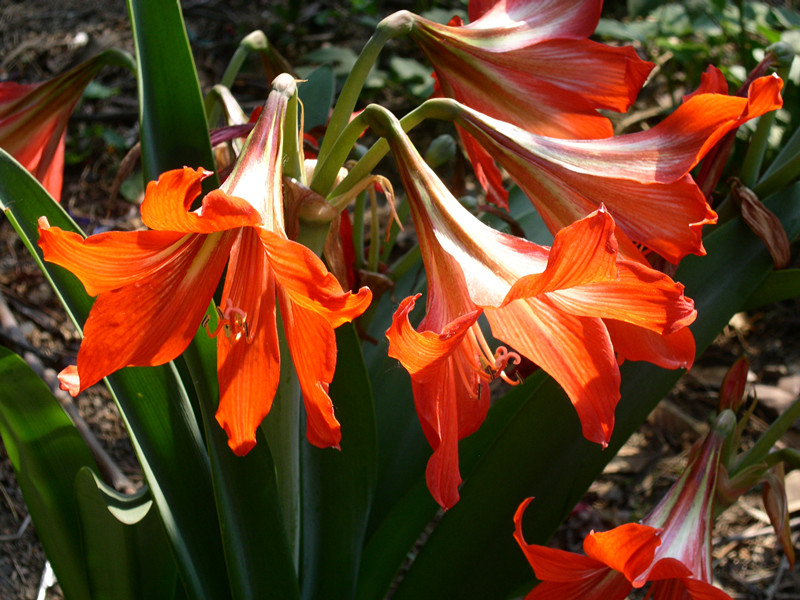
left=182, top=315, right=300, bottom=600
left=301, top=324, right=378, bottom=600
left=74, top=469, right=182, bottom=600
left=298, top=65, right=336, bottom=132
left=0, top=346, right=97, bottom=600
left=381, top=183, right=800, bottom=600
left=741, top=268, right=800, bottom=311
left=125, top=0, right=217, bottom=185
left=360, top=259, right=430, bottom=539
left=0, top=151, right=229, bottom=600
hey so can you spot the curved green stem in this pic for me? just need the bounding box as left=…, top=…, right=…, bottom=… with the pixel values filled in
left=732, top=395, right=800, bottom=475
left=99, top=47, right=137, bottom=73
left=765, top=447, right=800, bottom=471
left=204, top=84, right=248, bottom=127
left=327, top=98, right=459, bottom=202
left=311, top=111, right=371, bottom=196
left=206, top=31, right=293, bottom=127
left=311, top=11, right=415, bottom=194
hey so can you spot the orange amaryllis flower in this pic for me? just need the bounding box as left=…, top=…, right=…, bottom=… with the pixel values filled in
left=409, top=0, right=652, bottom=140
left=407, top=0, right=653, bottom=206
left=452, top=73, right=783, bottom=262
left=514, top=412, right=735, bottom=599
left=38, top=74, right=371, bottom=454
left=381, top=116, right=695, bottom=508
left=0, top=49, right=130, bottom=202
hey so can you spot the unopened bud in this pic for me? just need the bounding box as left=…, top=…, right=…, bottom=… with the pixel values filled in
left=766, top=41, right=795, bottom=70
left=424, top=134, right=457, bottom=168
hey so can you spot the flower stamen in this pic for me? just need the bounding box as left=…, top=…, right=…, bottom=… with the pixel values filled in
left=494, top=346, right=522, bottom=386
left=202, top=299, right=254, bottom=343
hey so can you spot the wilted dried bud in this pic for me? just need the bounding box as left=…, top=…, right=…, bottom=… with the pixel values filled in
left=732, top=179, right=791, bottom=269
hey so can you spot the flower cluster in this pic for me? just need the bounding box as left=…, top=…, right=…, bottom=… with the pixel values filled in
left=38, top=75, right=371, bottom=453
left=9, top=0, right=783, bottom=512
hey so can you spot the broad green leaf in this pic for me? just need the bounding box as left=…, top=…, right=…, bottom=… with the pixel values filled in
left=756, top=124, right=800, bottom=198
left=74, top=469, right=182, bottom=600
left=301, top=324, right=377, bottom=600
left=182, top=314, right=300, bottom=600
left=126, top=0, right=217, bottom=184
left=0, top=346, right=96, bottom=600
left=298, top=65, right=336, bottom=131
left=386, top=183, right=800, bottom=599
left=360, top=259, right=430, bottom=539
left=0, top=151, right=229, bottom=600
left=741, top=268, right=800, bottom=311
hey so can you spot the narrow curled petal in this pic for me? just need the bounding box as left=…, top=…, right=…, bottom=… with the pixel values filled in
left=501, top=207, right=618, bottom=303
left=387, top=294, right=482, bottom=378
left=514, top=499, right=632, bottom=600
left=214, top=229, right=281, bottom=456
left=279, top=291, right=341, bottom=449
left=583, top=524, right=664, bottom=583
left=386, top=294, right=488, bottom=509
left=140, top=167, right=262, bottom=233
left=64, top=231, right=235, bottom=395
left=260, top=229, right=372, bottom=325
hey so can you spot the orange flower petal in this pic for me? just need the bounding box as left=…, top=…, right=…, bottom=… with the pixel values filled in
left=260, top=229, right=372, bottom=325
left=140, top=167, right=262, bottom=233
left=649, top=576, right=734, bottom=600
left=502, top=207, right=618, bottom=304
left=456, top=74, right=782, bottom=261
left=486, top=297, right=619, bottom=446
left=214, top=229, right=281, bottom=455
left=514, top=500, right=632, bottom=599
left=67, top=231, right=235, bottom=395
left=583, top=523, right=662, bottom=583
left=386, top=294, right=482, bottom=378
left=606, top=321, right=695, bottom=370
left=38, top=220, right=188, bottom=296
left=546, top=260, right=697, bottom=335
left=279, top=289, right=341, bottom=449
left=386, top=294, right=488, bottom=509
